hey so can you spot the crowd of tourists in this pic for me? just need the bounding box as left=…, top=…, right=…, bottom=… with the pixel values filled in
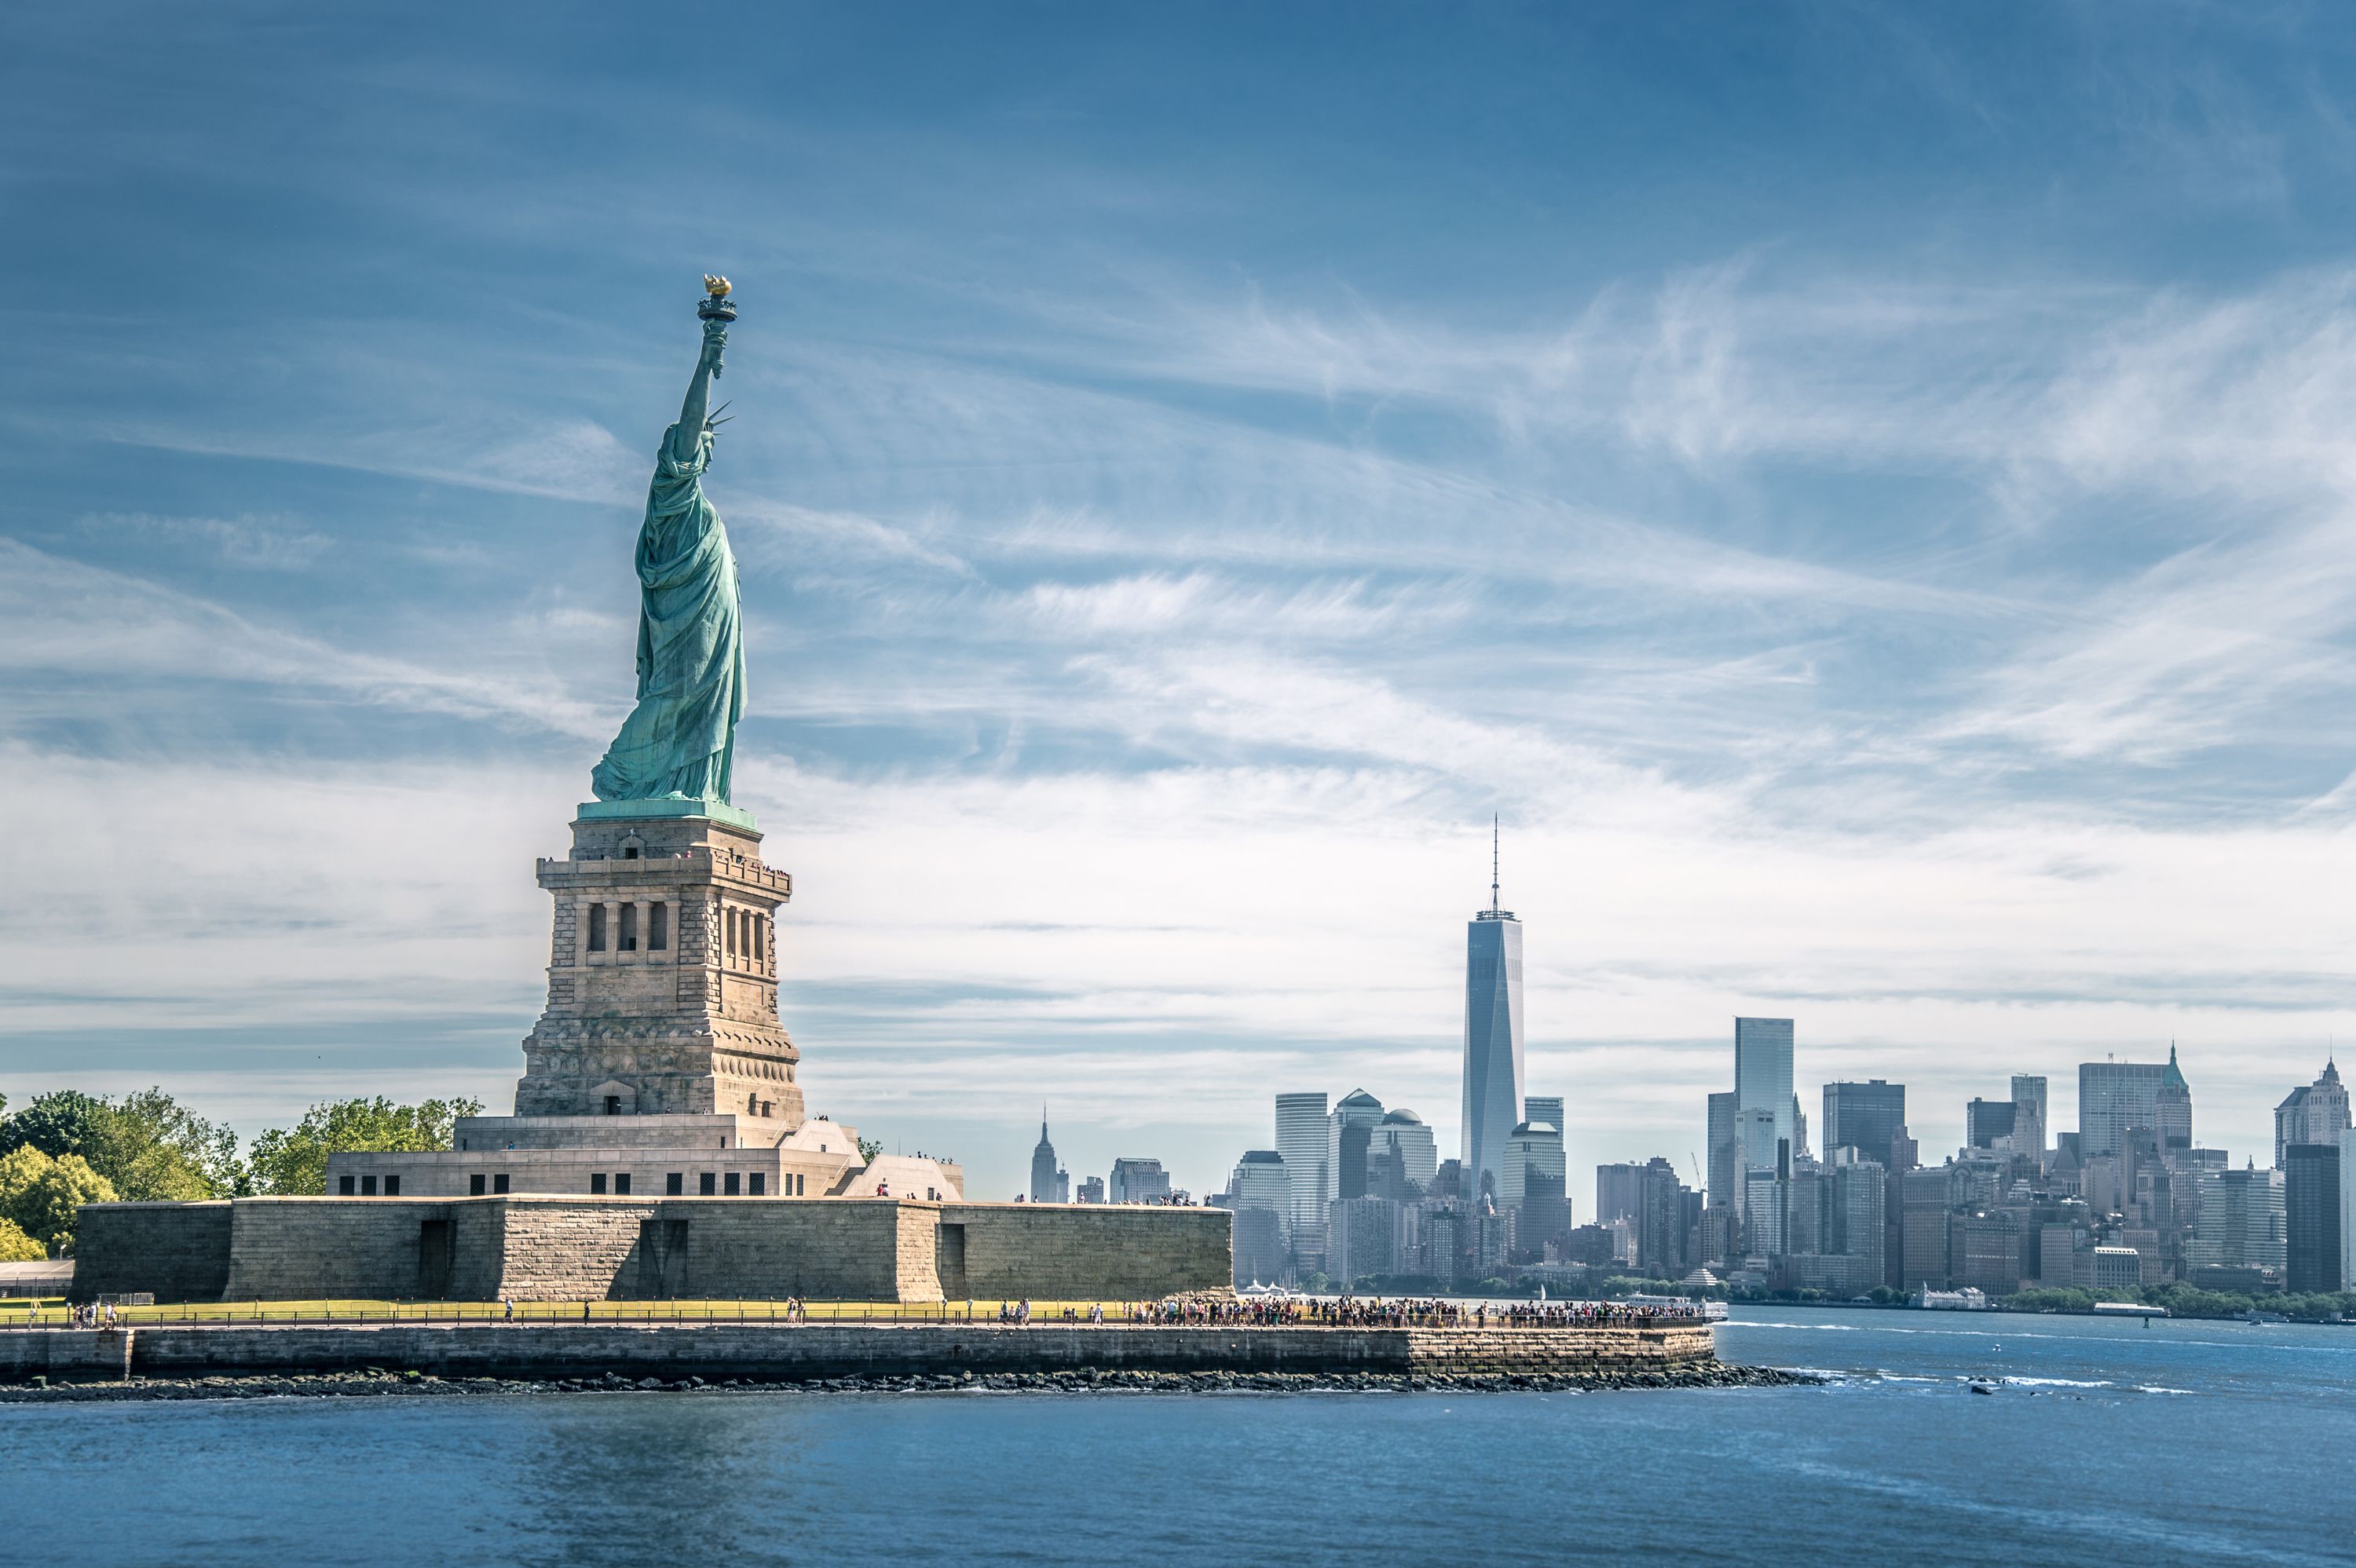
left=1117, top=1296, right=1704, bottom=1328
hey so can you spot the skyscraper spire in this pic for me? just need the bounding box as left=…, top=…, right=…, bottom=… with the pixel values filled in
left=1491, top=814, right=1500, bottom=916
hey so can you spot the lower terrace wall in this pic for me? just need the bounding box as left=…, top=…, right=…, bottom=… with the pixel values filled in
left=75, top=1197, right=1222, bottom=1305
left=0, top=1321, right=1716, bottom=1381
left=221, top=1200, right=460, bottom=1301
left=71, top=1203, right=233, bottom=1304
left=943, top=1204, right=1231, bottom=1301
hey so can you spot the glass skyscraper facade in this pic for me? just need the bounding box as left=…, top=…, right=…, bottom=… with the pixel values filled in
left=1734, top=1017, right=1795, bottom=1158
left=1461, top=900, right=1525, bottom=1211
left=1328, top=1089, right=1386, bottom=1202
left=2010, top=1074, right=2049, bottom=1167
left=1822, top=1079, right=1906, bottom=1166
left=1275, top=1091, right=1330, bottom=1269
left=2284, top=1142, right=2340, bottom=1295
left=2080, top=1051, right=2193, bottom=1159
left=1707, top=1090, right=1738, bottom=1211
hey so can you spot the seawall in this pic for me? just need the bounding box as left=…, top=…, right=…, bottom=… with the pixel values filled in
left=71, top=1196, right=1233, bottom=1305
left=0, top=1321, right=1716, bottom=1383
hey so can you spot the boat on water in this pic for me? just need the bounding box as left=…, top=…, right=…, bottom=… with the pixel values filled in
left=2092, top=1301, right=2168, bottom=1317
left=1624, top=1293, right=1729, bottom=1321
left=1917, top=1287, right=1990, bottom=1310
left=2242, top=1309, right=2288, bottom=1325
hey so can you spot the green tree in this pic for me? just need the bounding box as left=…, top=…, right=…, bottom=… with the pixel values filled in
left=0, top=1146, right=119, bottom=1255
left=247, top=1096, right=481, bottom=1195
left=0, top=1087, right=244, bottom=1201
left=0, top=1216, right=44, bottom=1263
left=1, top=1091, right=112, bottom=1162
left=857, top=1135, right=882, bottom=1163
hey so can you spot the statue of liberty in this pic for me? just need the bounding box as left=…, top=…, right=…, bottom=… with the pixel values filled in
left=590, top=279, right=746, bottom=806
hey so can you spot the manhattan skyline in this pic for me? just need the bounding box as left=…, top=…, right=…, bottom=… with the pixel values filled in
left=10, top=4, right=2356, bottom=1201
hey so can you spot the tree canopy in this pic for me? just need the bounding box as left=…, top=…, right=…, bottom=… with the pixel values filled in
left=247, top=1096, right=481, bottom=1195
left=0, top=1216, right=46, bottom=1263
left=0, top=1146, right=119, bottom=1255
left=0, top=1087, right=243, bottom=1201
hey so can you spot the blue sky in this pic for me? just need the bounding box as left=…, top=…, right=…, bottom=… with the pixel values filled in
left=5, top=2, right=2355, bottom=1200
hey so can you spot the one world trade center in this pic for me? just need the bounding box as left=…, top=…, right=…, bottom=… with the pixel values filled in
left=1462, top=821, right=1525, bottom=1209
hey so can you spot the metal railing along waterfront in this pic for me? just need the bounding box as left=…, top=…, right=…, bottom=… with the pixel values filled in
left=0, top=1297, right=1714, bottom=1330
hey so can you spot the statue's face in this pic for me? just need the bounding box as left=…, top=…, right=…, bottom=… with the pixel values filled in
left=700, top=427, right=716, bottom=462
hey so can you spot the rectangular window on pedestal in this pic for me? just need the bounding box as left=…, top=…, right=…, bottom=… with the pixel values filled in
left=338, top=1175, right=355, bottom=1196
left=620, top=902, right=638, bottom=952
left=666, top=1172, right=683, bottom=1196
left=360, top=1175, right=377, bottom=1196
left=384, top=1175, right=400, bottom=1197
left=750, top=1173, right=766, bottom=1196
left=493, top=1174, right=510, bottom=1194
left=591, top=1173, right=607, bottom=1195
left=700, top=1172, right=717, bottom=1196
left=587, top=904, right=606, bottom=953
left=724, top=1172, right=741, bottom=1196
left=470, top=1175, right=486, bottom=1197
left=615, top=1173, right=631, bottom=1195
left=649, top=901, right=668, bottom=950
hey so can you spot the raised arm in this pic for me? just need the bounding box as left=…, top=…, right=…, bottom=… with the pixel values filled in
left=671, top=317, right=726, bottom=462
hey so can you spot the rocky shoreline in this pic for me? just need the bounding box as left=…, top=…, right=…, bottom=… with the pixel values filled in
left=0, top=1361, right=1816, bottom=1404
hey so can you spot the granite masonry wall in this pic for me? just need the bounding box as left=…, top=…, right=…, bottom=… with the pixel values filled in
left=0, top=1321, right=1718, bottom=1381
left=72, top=1197, right=1229, bottom=1305
left=70, top=1203, right=234, bottom=1303
left=942, top=1204, right=1231, bottom=1301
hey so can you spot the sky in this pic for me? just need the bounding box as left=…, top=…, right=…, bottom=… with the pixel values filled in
left=5, top=2, right=2356, bottom=1202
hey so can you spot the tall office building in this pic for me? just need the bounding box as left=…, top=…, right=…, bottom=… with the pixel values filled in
left=1227, top=1150, right=1290, bottom=1217
left=1462, top=828, right=1525, bottom=1210
left=1376, top=1109, right=1439, bottom=1195
left=1107, top=1157, right=1171, bottom=1204
left=1823, top=1080, right=1906, bottom=1166
left=1743, top=1168, right=1787, bottom=1255
left=1900, top=1165, right=1954, bottom=1290
left=1328, top=1089, right=1386, bottom=1203
left=1966, top=1098, right=2016, bottom=1151
left=2189, top=1164, right=2285, bottom=1275
left=2079, top=1049, right=2193, bottom=1159
left=1525, top=1095, right=1564, bottom=1132
left=2275, top=1059, right=2350, bottom=1169
left=1707, top=1091, right=1739, bottom=1211
left=1329, top=1194, right=1398, bottom=1283
left=1595, top=1162, right=1650, bottom=1227
left=2284, top=1142, right=2341, bottom=1295
left=2011, top=1075, right=2049, bottom=1168
left=1227, top=1150, right=1290, bottom=1286
left=1502, top=1120, right=1569, bottom=1250
left=1632, top=1157, right=1689, bottom=1278
left=1734, top=1106, right=1780, bottom=1215
left=2343, top=1129, right=2356, bottom=1292
left=1275, top=1092, right=1330, bottom=1268
left=1028, top=1111, right=1067, bottom=1204
left=1735, top=1018, right=1795, bottom=1164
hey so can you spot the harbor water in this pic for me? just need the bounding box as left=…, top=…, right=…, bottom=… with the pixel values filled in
left=2, top=1303, right=2350, bottom=1566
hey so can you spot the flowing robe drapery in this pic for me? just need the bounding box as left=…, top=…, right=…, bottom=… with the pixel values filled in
left=589, top=424, right=744, bottom=802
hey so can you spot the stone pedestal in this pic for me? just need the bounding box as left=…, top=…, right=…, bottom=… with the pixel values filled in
left=514, top=802, right=803, bottom=1128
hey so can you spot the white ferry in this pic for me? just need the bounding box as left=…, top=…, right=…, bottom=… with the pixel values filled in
left=1624, top=1293, right=1729, bottom=1321
left=1917, top=1286, right=1991, bottom=1310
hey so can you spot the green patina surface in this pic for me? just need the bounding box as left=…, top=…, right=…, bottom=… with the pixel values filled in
left=576, top=798, right=758, bottom=831
left=588, top=309, right=747, bottom=808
